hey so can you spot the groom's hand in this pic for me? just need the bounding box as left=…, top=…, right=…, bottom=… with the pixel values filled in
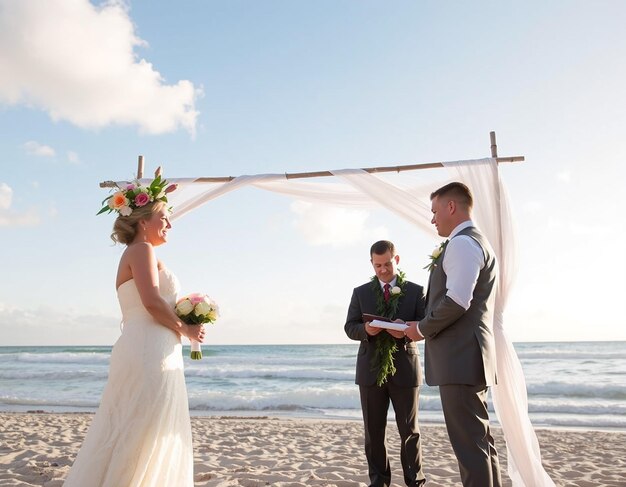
left=404, top=321, right=424, bottom=342
left=364, top=321, right=383, bottom=336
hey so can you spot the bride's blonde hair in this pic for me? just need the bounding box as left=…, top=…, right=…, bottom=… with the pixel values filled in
left=111, top=201, right=166, bottom=245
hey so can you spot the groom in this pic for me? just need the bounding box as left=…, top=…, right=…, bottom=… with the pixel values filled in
left=345, top=240, right=426, bottom=487
left=405, top=182, right=502, bottom=487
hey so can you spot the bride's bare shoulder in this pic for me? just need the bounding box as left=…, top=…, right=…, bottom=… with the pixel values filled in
left=116, top=243, right=156, bottom=286
left=118, top=242, right=148, bottom=265
left=125, top=241, right=152, bottom=253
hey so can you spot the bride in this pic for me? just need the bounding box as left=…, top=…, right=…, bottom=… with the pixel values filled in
left=64, top=176, right=205, bottom=487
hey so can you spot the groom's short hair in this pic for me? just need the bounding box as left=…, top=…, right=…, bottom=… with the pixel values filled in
left=370, top=240, right=395, bottom=257
left=431, top=182, right=473, bottom=210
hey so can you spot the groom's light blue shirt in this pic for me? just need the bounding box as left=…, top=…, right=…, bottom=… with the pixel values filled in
left=444, top=220, right=485, bottom=311
left=416, top=220, right=484, bottom=337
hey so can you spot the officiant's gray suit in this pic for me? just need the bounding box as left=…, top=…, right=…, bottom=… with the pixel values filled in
left=420, top=225, right=502, bottom=487
left=345, top=280, right=426, bottom=487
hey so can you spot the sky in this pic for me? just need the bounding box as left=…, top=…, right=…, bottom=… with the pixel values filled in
left=1, top=0, right=625, bottom=346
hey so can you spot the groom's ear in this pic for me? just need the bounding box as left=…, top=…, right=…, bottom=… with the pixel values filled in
left=393, top=255, right=400, bottom=265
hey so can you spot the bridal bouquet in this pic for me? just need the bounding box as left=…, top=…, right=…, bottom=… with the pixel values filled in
left=175, top=293, right=219, bottom=359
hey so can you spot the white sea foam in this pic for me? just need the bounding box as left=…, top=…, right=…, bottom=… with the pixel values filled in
left=0, top=369, right=108, bottom=380
left=0, top=351, right=111, bottom=365
left=185, top=366, right=354, bottom=381
left=527, top=381, right=626, bottom=399
left=1, top=342, right=624, bottom=428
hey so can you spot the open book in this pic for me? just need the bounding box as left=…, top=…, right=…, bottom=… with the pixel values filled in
left=362, top=313, right=408, bottom=332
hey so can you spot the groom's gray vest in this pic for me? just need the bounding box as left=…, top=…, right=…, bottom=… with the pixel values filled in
left=422, top=226, right=498, bottom=387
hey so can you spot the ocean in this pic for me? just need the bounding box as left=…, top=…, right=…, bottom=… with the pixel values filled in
left=0, top=342, right=624, bottom=430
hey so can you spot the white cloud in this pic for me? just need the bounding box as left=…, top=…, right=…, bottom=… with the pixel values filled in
left=522, top=201, right=543, bottom=214
left=291, top=200, right=386, bottom=248
left=556, top=171, right=571, bottom=183
left=22, top=143, right=82, bottom=165
left=23, top=140, right=56, bottom=157
left=568, top=222, right=609, bottom=236
left=0, top=183, right=12, bottom=209
left=0, top=303, right=119, bottom=345
left=0, top=182, right=40, bottom=226
left=0, top=0, right=200, bottom=135
left=67, top=151, right=80, bottom=165
left=0, top=209, right=40, bottom=227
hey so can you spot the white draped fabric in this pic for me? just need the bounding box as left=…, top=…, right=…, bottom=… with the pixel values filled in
left=123, top=157, right=553, bottom=486
left=442, top=160, right=555, bottom=487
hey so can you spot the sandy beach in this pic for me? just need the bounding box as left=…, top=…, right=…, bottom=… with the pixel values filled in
left=0, top=412, right=624, bottom=487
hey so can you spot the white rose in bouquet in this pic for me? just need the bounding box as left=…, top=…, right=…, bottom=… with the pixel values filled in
left=194, top=300, right=213, bottom=317
left=175, top=298, right=194, bottom=316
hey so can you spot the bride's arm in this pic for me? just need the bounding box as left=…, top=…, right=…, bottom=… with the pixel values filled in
left=126, top=242, right=203, bottom=342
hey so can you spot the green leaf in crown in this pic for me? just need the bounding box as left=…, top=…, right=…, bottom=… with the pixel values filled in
left=369, top=269, right=407, bottom=386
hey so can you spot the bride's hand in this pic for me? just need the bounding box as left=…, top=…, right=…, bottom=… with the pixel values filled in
left=184, top=324, right=205, bottom=342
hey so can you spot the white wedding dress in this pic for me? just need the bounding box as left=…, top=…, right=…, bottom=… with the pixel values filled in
left=64, top=268, right=194, bottom=487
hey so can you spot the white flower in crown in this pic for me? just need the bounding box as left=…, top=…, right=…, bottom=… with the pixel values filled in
left=391, top=286, right=401, bottom=295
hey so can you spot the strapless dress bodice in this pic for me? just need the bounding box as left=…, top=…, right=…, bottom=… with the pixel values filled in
left=117, top=267, right=180, bottom=322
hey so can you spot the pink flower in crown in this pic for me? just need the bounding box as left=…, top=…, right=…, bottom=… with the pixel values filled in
left=126, top=184, right=136, bottom=191
left=134, top=192, right=150, bottom=207
left=165, top=184, right=177, bottom=194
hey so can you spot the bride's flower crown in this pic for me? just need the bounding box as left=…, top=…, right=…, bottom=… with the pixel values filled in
left=97, top=174, right=177, bottom=217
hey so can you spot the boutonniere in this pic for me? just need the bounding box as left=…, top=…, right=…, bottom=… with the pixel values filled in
left=423, top=240, right=448, bottom=272
left=371, top=270, right=406, bottom=317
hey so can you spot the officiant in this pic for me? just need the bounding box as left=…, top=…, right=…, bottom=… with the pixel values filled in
left=344, top=240, right=426, bottom=487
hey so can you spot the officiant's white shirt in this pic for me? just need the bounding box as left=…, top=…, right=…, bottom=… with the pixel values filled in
left=378, top=276, right=397, bottom=290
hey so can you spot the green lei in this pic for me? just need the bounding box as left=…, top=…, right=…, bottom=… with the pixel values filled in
left=369, top=269, right=407, bottom=386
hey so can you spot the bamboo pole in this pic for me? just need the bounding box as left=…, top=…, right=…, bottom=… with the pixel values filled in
left=493, top=132, right=506, bottom=283
left=99, top=156, right=524, bottom=187
left=490, top=131, right=498, bottom=158
left=137, top=155, right=144, bottom=179
left=99, top=133, right=524, bottom=187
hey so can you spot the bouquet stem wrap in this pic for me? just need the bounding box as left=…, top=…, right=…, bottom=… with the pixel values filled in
left=190, top=339, right=202, bottom=360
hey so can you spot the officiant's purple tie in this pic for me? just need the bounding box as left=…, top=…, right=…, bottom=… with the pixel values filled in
left=383, top=283, right=390, bottom=302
